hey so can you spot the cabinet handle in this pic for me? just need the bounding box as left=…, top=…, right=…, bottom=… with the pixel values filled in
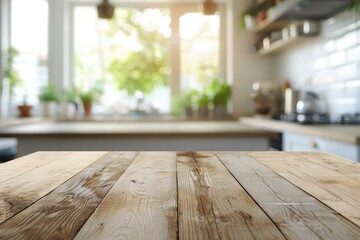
left=309, top=140, right=318, bottom=148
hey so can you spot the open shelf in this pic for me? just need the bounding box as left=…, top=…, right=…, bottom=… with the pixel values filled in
left=248, top=0, right=351, bottom=33
left=255, top=37, right=299, bottom=56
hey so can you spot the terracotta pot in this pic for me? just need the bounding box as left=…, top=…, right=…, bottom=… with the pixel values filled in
left=17, top=105, right=32, bottom=117
left=83, top=102, right=92, bottom=117
left=256, top=11, right=267, bottom=24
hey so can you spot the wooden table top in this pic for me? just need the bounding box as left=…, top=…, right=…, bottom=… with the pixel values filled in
left=0, top=151, right=359, bottom=239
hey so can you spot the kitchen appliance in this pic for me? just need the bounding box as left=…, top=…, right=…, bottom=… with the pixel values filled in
left=280, top=112, right=330, bottom=124
left=280, top=112, right=360, bottom=125
left=284, top=88, right=299, bottom=114
left=337, top=113, right=360, bottom=124
left=296, top=91, right=327, bottom=114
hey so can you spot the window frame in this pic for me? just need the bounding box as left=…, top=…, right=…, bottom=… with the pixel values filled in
left=68, top=1, right=227, bottom=106
left=0, top=0, right=227, bottom=116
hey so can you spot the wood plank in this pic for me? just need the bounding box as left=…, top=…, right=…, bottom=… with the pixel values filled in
left=74, top=152, right=178, bottom=240
left=217, top=151, right=360, bottom=240
left=248, top=151, right=360, bottom=227
left=295, top=152, right=360, bottom=181
left=0, top=151, right=106, bottom=223
left=0, top=152, right=137, bottom=239
left=0, top=151, right=106, bottom=183
left=177, top=151, right=286, bottom=240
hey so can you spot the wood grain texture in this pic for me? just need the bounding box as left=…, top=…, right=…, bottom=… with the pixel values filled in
left=217, top=151, right=360, bottom=240
left=0, top=151, right=106, bottom=223
left=295, top=152, right=360, bottom=181
left=74, top=152, right=178, bottom=240
left=0, top=151, right=106, bottom=183
left=248, top=151, right=360, bottom=228
left=177, top=151, right=285, bottom=240
left=0, top=152, right=137, bottom=239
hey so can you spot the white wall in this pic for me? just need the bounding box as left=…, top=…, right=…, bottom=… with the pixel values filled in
left=227, top=0, right=274, bottom=116
left=273, top=10, right=360, bottom=118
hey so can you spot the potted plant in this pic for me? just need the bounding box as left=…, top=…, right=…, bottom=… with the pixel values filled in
left=17, top=95, right=32, bottom=117
left=240, top=6, right=258, bottom=31
left=1, top=47, right=23, bottom=116
left=39, top=84, right=59, bottom=117
left=196, top=91, right=210, bottom=118
left=208, top=79, right=231, bottom=117
left=79, top=90, right=96, bottom=117
left=181, top=89, right=199, bottom=117
left=2, top=47, right=21, bottom=93
left=59, top=88, right=78, bottom=119
left=349, top=0, right=360, bottom=15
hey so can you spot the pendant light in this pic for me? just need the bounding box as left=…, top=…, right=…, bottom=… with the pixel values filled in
left=199, top=0, right=218, bottom=15
left=97, top=0, right=115, bottom=19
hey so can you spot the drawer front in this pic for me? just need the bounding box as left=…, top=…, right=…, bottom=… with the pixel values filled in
left=283, top=132, right=359, bottom=162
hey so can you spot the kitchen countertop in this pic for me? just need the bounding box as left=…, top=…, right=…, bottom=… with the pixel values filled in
left=0, top=121, right=277, bottom=138
left=0, top=117, right=45, bottom=129
left=0, top=151, right=359, bottom=239
left=240, top=117, right=360, bottom=145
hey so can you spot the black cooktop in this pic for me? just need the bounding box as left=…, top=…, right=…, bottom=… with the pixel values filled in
left=280, top=113, right=360, bottom=125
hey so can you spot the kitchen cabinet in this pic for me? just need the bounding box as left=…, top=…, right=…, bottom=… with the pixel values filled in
left=283, top=131, right=360, bottom=162
left=240, top=117, right=360, bottom=162
left=244, top=0, right=351, bottom=55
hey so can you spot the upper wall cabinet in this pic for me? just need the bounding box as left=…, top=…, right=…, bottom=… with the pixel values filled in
left=243, top=0, right=352, bottom=56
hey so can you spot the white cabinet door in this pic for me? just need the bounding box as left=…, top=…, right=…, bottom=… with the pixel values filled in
left=283, top=132, right=359, bottom=162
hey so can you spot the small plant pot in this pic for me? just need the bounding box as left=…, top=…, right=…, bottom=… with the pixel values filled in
left=198, top=106, right=209, bottom=118
left=83, top=102, right=92, bottom=117
left=244, top=15, right=256, bottom=31
left=184, top=106, right=193, bottom=118
left=17, top=105, right=32, bottom=117
left=214, top=105, right=227, bottom=117
left=60, top=103, right=77, bottom=119
left=42, top=102, right=57, bottom=117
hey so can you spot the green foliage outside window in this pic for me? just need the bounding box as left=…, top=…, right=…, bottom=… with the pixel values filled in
left=1, top=47, right=22, bottom=94
left=106, top=8, right=170, bottom=95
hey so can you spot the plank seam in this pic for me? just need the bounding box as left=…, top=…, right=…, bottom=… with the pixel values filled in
left=0, top=153, right=108, bottom=225
left=0, top=152, right=102, bottom=184
left=214, top=152, right=288, bottom=240
left=176, top=152, right=180, bottom=240
left=191, top=152, right=222, bottom=239
left=245, top=151, right=360, bottom=231
left=72, top=151, right=140, bottom=238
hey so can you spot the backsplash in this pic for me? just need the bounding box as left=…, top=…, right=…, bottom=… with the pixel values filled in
left=273, top=11, right=360, bottom=119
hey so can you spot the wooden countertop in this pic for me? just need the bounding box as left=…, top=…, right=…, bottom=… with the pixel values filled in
left=240, top=117, right=360, bottom=145
left=0, top=117, right=45, bottom=129
left=0, top=151, right=359, bottom=239
left=0, top=121, right=277, bottom=138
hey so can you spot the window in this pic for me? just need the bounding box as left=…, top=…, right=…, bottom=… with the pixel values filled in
left=180, top=13, right=220, bottom=91
left=74, top=6, right=171, bottom=115
left=10, top=0, right=48, bottom=106
left=71, top=3, right=224, bottom=116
